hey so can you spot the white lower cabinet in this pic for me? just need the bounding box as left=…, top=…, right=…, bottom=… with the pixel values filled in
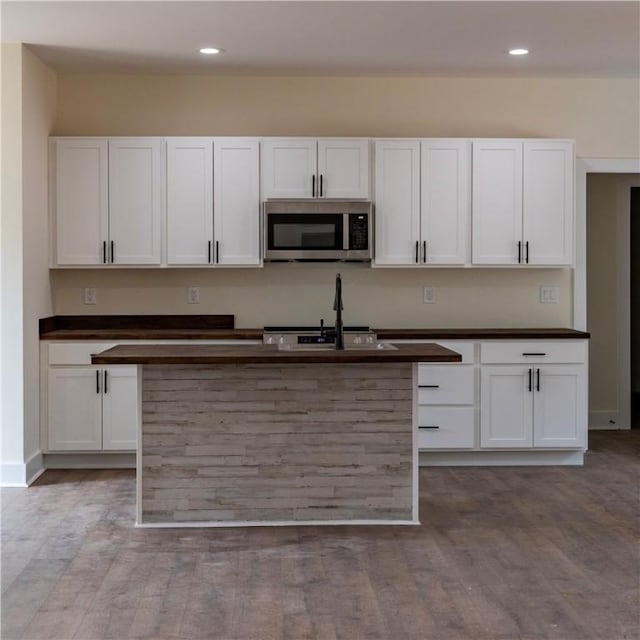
left=480, top=352, right=587, bottom=449
left=416, top=355, right=476, bottom=450
left=416, top=340, right=588, bottom=457
left=48, top=366, right=137, bottom=451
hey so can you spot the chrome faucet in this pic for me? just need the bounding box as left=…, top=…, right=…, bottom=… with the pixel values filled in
left=333, top=273, right=344, bottom=350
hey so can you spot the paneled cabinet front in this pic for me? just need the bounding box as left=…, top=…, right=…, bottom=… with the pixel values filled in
left=472, top=140, right=574, bottom=266
left=53, top=138, right=162, bottom=266
left=374, top=139, right=470, bottom=266
left=166, top=138, right=260, bottom=266
left=48, top=366, right=137, bottom=451
left=480, top=342, right=586, bottom=449
left=262, top=138, right=370, bottom=199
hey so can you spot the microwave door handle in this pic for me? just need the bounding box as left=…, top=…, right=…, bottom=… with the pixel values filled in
left=343, top=215, right=350, bottom=251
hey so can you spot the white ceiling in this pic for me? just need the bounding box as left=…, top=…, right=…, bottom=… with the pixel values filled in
left=2, top=1, right=639, bottom=77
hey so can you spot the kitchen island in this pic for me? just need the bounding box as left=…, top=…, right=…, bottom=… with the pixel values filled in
left=93, top=343, right=461, bottom=527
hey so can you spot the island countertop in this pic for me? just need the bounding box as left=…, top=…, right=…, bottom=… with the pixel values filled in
left=91, top=343, right=462, bottom=365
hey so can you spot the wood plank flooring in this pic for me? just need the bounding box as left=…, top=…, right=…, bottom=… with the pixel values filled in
left=2, top=431, right=639, bottom=640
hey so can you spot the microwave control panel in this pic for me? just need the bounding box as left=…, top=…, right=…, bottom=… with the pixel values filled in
left=349, top=214, right=369, bottom=250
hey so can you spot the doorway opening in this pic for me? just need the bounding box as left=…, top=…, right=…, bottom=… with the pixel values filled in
left=631, top=187, right=640, bottom=428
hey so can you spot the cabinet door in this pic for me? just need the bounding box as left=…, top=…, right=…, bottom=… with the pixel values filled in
left=421, top=139, right=470, bottom=264
left=533, top=365, right=586, bottom=448
left=214, top=138, right=261, bottom=265
left=480, top=365, right=533, bottom=448
left=102, top=367, right=138, bottom=451
left=262, top=139, right=317, bottom=199
left=523, top=141, right=574, bottom=265
left=472, top=140, right=523, bottom=265
left=54, top=139, right=108, bottom=265
left=373, top=140, right=421, bottom=265
left=48, top=368, right=102, bottom=451
left=166, top=138, right=213, bottom=265
left=317, top=139, right=370, bottom=199
left=108, top=139, right=162, bottom=264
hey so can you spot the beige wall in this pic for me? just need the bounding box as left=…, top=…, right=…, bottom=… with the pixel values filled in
left=1, top=44, right=25, bottom=478
left=21, top=47, right=56, bottom=461
left=50, top=73, right=640, bottom=328
left=52, top=265, right=572, bottom=329
left=54, top=75, right=640, bottom=158
left=0, top=45, right=56, bottom=483
left=587, top=173, right=640, bottom=419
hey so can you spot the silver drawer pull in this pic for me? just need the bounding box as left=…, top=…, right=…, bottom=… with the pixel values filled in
left=419, top=425, right=440, bottom=430
left=419, top=384, right=440, bottom=389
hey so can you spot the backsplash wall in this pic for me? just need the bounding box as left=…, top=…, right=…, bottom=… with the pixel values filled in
left=51, top=264, right=572, bottom=328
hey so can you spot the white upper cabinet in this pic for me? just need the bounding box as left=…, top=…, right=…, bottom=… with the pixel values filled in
left=472, top=139, right=574, bottom=266
left=108, top=139, right=162, bottom=265
left=54, top=139, right=109, bottom=265
left=166, top=138, right=261, bottom=266
left=472, top=140, right=523, bottom=265
left=421, top=140, right=470, bottom=264
left=52, top=137, right=162, bottom=266
left=317, top=139, right=370, bottom=199
left=166, top=138, right=214, bottom=265
left=374, top=139, right=470, bottom=266
left=262, top=138, right=370, bottom=200
left=523, top=141, right=574, bottom=265
left=214, top=138, right=261, bottom=265
left=374, top=140, right=421, bottom=265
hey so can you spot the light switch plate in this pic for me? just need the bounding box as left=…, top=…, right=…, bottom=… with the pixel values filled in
left=540, top=286, right=559, bottom=304
left=187, top=287, right=200, bottom=304
left=423, top=286, right=436, bottom=304
left=83, top=287, right=97, bottom=305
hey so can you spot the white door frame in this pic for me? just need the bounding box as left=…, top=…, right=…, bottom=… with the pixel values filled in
left=575, top=158, right=640, bottom=429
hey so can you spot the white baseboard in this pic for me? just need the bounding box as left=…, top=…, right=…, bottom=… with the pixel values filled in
left=589, top=410, right=627, bottom=430
left=419, top=450, right=585, bottom=467
left=1, top=450, right=45, bottom=487
left=43, top=452, right=136, bottom=469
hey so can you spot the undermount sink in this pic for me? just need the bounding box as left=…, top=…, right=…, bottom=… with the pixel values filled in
left=277, top=342, right=398, bottom=352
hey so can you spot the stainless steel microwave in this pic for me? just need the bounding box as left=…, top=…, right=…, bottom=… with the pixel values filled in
left=263, top=200, right=372, bottom=261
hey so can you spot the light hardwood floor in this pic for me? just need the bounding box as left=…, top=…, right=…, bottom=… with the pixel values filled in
left=2, top=431, right=639, bottom=640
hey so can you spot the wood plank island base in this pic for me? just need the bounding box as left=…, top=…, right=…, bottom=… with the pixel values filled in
left=93, top=343, right=461, bottom=527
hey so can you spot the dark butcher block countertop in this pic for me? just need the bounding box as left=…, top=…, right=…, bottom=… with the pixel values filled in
left=91, top=343, right=462, bottom=365
left=39, top=316, right=590, bottom=341
left=375, top=328, right=590, bottom=340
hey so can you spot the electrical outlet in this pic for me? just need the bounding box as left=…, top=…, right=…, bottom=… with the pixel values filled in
left=83, top=287, right=97, bottom=305
left=423, top=286, right=436, bottom=304
left=540, top=286, right=559, bottom=304
left=187, top=287, right=200, bottom=304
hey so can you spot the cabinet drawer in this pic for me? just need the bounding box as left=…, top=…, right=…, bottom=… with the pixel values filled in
left=417, top=407, right=474, bottom=449
left=417, top=366, right=474, bottom=404
left=481, top=341, right=586, bottom=364
left=48, top=343, right=116, bottom=365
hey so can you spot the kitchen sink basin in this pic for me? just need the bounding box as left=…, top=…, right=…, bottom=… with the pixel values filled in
left=277, top=342, right=398, bottom=351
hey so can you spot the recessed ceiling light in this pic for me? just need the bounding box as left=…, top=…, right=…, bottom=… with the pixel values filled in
left=509, top=48, right=529, bottom=56
left=199, top=47, right=221, bottom=55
